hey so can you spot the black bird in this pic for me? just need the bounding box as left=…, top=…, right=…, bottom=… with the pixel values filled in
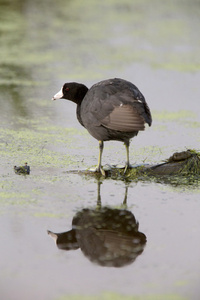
left=52, top=78, right=152, bottom=175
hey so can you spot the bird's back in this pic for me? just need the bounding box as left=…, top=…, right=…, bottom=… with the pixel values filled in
left=80, top=78, right=152, bottom=141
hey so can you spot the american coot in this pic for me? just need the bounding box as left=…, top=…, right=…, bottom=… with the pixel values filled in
left=52, top=78, right=152, bottom=175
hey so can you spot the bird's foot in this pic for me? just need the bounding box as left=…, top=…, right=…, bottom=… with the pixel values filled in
left=123, top=163, right=134, bottom=174
left=88, top=166, right=106, bottom=176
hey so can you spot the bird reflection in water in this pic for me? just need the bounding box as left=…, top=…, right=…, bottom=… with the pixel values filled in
left=48, top=182, right=146, bottom=267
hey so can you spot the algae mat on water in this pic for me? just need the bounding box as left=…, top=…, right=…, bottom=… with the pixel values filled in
left=0, top=0, right=200, bottom=86
left=57, top=292, right=187, bottom=300
left=0, top=123, right=83, bottom=168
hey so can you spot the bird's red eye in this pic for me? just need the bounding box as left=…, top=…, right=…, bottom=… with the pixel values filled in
left=66, top=87, right=69, bottom=91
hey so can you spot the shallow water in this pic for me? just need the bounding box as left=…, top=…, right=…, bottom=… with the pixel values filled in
left=0, top=0, right=200, bottom=300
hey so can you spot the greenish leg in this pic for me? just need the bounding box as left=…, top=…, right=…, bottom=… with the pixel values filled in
left=96, top=140, right=105, bottom=176
left=124, top=140, right=131, bottom=174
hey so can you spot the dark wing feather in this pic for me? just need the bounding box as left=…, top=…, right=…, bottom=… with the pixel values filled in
left=80, top=78, right=152, bottom=132
left=101, top=104, right=145, bottom=132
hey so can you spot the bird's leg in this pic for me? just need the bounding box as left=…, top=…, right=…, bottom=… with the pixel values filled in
left=96, top=140, right=105, bottom=176
left=124, top=140, right=131, bottom=174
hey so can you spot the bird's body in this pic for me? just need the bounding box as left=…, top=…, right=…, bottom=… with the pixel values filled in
left=52, top=78, right=152, bottom=175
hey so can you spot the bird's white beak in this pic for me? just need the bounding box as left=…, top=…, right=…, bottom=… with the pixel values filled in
left=52, top=87, right=63, bottom=100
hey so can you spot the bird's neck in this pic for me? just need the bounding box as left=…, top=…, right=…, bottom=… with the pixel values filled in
left=74, top=85, right=88, bottom=126
left=74, top=85, right=88, bottom=105
left=76, top=104, right=84, bottom=127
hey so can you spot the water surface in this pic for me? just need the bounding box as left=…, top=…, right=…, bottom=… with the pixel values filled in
left=0, top=1, right=200, bottom=300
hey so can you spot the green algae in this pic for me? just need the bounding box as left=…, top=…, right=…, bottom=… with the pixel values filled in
left=177, top=150, right=200, bottom=176
left=0, top=124, right=80, bottom=168
left=75, top=150, right=200, bottom=190
left=1, top=0, right=200, bottom=88
left=0, top=188, right=38, bottom=206
left=0, top=113, right=87, bottom=209
left=0, top=116, right=86, bottom=206
left=33, top=212, right=64, bottom=218
left=153, top=110, right=196, bottom=122
left=153, top=110, right=200, bottom=133
left=0, top=191, right=29, bottom=201
left=57, top=292, right=187, bottom=300
left=0, top=2, right=199, bottom=298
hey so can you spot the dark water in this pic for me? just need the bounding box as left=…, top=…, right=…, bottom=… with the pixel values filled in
left=0, top=1, right=200, bottom=300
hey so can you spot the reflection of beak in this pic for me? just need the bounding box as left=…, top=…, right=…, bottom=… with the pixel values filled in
left=52, top=87, right=63, bottom=100
left=47, top=230, right=58, bottom=243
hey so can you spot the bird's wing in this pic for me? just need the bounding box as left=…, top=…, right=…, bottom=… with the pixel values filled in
left=101, top=104, right=145, bottom=132
left=81, top=79, right=152, bottom=129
